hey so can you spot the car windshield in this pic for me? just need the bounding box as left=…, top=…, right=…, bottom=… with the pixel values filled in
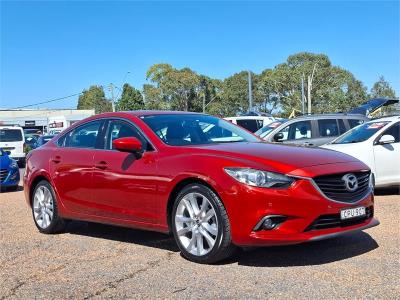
left=0, top=129, right=23, bottom=142
left=332, top=121, right=390, bottom=144
left=141, top=114, right=260, bottom=146
left=255, top=121, right=283, bottom=138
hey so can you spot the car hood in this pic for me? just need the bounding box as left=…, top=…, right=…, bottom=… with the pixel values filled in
left=348, top=98, right=399, bottom=116
left=187, top=142, right=361, bottom=173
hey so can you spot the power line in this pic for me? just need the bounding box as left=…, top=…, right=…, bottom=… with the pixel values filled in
left=9, top=93, right=82, bottom=110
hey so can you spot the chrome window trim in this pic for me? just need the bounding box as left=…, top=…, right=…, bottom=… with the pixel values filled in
left=55, top=116, right=158, bottom=152
left=288, top=172, right=373, bottom=204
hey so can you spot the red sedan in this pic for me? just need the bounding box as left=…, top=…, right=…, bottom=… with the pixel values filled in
left=24, top=111, right=379, bottom=263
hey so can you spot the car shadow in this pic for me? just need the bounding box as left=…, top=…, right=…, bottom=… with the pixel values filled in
left=65, top=221, right=179, bottom=252
left=375, top=186, right=400, bottom=196
left=65, top=221, right=378, bottom=267
left=0, top=185, right=24, bottom=193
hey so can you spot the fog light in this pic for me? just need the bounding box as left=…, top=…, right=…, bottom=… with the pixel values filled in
left=262, top=218, right=275, bottom=230
left=254, top=215, right=287, bottom=231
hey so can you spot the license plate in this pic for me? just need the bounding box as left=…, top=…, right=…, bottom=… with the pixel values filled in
left=340, top=207, right=366, bottom=220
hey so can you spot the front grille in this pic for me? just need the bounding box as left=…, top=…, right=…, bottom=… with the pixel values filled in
left=313, top=171, right=371, bottom=203
left=305, top=206, right=373, bottom=231
left=0, top=169, right=9, bottom=182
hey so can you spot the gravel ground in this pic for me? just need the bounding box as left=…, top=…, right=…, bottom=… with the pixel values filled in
left=1, top=173, right=399, bottom=299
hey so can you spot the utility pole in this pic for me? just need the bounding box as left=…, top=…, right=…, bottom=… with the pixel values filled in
left=307, top=64, right=317, bottom=115
left=203, top=93, right=206, bottom=113
left=248, top=70, right=253, bottom=112
left=109, top=83, right=115, bottom=112
left=301, top=74, right=305, bottom=114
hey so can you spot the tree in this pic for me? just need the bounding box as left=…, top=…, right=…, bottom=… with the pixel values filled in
left=115, top=83, right=144, bottom=111
left=144, top=63, right=202, bottom=111
left=257, top=52, right=367, bottom=116
left=370, top=76, right=396, bottom=98
left=77, top=85, right=112, bottom=114
left=217, top=71, right=259, bottom=116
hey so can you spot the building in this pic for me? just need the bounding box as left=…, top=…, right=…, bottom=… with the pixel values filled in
left=0, top=109, right=95, bottom=133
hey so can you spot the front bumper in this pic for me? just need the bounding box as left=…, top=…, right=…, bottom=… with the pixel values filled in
left=220, top=176, right=377, bottom=247
left=0, top=167, right=20, bottom=187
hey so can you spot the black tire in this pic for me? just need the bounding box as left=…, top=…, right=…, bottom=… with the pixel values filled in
left=171, top=183, right=236, bottom=264
left=31, top=180, right=66, bottom=234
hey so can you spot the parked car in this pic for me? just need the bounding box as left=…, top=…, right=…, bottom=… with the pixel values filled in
left=0, top=126, right=26, bottom=167
left=25, top=134, right=39, bottom=149
left=0, top=148, right=20, bottom=191
left=321, top=116, right=400, bottom=188
left=33, top=135, right=56, bottom=149
left=224, top=114, right=275, bottom=132
left=24, top=111, right=378, bottom=263
left=262, top=114, right=368, bottom=146
left=255, top=119, right=288, bottom=140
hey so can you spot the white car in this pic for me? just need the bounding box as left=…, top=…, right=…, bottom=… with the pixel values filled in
left=0, top=126, right=25, bottom=167
left=224, top=115, right=275, bottom=132
left=321, top=116, right=400, bottom=188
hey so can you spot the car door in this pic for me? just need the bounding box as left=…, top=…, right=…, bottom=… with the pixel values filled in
left=273, top=120, right=314, bottom=146
left=91, top=118, right=159, bottom=223
left=373, top=122, right=400, bottom=186
left=49, top=120, right=104, bottom=214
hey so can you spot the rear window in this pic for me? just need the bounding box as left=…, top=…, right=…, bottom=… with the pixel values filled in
left=0, top=129, right=23, bottom=142
left=236, top=119, right=263, bottom=132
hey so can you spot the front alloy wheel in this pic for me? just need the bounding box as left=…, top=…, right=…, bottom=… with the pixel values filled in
left=172, top=184, right=235, bottom=264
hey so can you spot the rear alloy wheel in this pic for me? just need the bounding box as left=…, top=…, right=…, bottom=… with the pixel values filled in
left=172, top=184, right=235, bottom=264
left=32, top=180, right=65, bottom=233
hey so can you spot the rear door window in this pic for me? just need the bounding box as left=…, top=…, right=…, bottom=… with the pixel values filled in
left=318, top=119, right=340, bottom=137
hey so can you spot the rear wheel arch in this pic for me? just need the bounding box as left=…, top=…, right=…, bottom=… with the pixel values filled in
left=29, top=175, right=51, bottom=206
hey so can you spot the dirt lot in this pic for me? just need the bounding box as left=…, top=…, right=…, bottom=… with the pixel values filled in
left=1, top=176, right=399, bottom=299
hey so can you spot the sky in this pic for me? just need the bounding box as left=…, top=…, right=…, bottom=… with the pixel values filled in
left=0, top=0, right=399, bottom=109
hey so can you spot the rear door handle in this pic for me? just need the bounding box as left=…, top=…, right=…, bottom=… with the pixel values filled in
left=52, top=156, right=61, bottom=163
left=94, top=161, right=108, bottom=170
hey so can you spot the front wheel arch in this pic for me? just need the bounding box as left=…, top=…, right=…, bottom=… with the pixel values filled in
left=166, top=178, right=221, bottom=233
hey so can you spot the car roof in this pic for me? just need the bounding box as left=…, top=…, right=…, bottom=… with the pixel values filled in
left=286, top=113, right=367, bottom=121
left=125, top=110, right=205, bottom=117
left=224, top=116, right=274, bottom=120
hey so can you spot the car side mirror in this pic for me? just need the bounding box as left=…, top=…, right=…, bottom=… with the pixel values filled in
left=377, top=134, right=395, bottom=145
left=112, top=137, right=142, bottom=153
left=274, top=132, right=284, bottom=142
left=5, top=151, right=11, bottom=155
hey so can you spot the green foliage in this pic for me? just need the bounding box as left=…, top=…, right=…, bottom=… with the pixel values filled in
left=81, top=52, right=394, bottom=118
left=77, top=85, right=112, bottom=114
left=116, top=83, right=144, bottom=111
left=370, top=76, right=396, bottom=98
left=257, top=52, right=367, bottom=116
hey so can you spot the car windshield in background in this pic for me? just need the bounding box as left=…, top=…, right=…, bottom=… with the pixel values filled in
left=141, top=114, right=260, bottom=146
left=255, top=121, right=283, bottom=138
left=333, top=121, right=390, bottom=144
left=0, top=129, right=23, bottom=142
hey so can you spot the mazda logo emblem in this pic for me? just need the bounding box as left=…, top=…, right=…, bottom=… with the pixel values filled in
left=342, top=173, right=359, bottom=192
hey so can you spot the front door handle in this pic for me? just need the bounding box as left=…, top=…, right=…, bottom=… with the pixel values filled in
left=94, top=161, right=108, bottom=170
left=52, top=156, right=61, bottom=163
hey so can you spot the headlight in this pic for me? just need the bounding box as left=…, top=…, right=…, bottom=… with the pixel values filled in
left=10, top=160, right=18, bottom=168
left=224, top=167, right=295, bottom=188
